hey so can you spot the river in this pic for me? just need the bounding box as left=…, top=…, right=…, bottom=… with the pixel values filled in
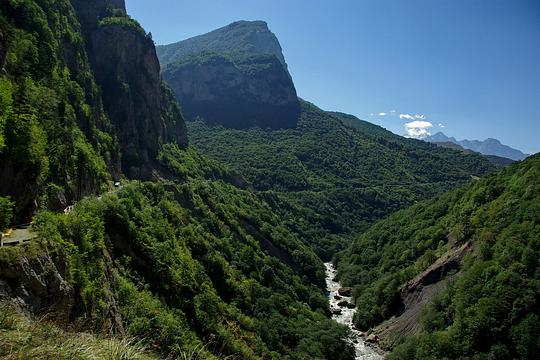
left=325, top=262, right=383, bottom=360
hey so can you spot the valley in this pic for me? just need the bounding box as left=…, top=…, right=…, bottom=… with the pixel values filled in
left=0, top=1, right=538, bottom=359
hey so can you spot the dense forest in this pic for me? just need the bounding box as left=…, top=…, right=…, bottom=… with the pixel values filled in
left=0, top=1, right=354, bottom=358
left=336, top=154, right=540, bottom=359
left=0, top=0, right=117, bottom=222
left=2, top=144, right=355, bottom=359
left=1, top=1, right=537, bottom=359
left=187, top=101, right=496, bottom=259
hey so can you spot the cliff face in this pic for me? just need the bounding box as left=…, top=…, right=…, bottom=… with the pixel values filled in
left=0, top=0, right=188, bottom=222
left=70, top=0, right=126, bottom=31
left=88, top=24, right=188, bottom=176
left=163, top=53, right=300, bottom=129
left=0, top=244, right=74, bottom=317
left=72, top=0, right=188, bottom=177
left=158, top=21, right=300, bottom=129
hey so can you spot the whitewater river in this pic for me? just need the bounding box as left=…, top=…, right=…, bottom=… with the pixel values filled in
left=325, top=263, right=383, bottom=360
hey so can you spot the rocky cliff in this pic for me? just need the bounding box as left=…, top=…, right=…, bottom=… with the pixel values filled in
left=158, top=21, right=300, bottom=129
left=72, top=0, right=188, bottom=177
left=0, top=0, right=188, bottom=222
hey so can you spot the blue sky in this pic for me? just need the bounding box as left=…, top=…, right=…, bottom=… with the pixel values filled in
left=126, top=0, right=540, bottom=154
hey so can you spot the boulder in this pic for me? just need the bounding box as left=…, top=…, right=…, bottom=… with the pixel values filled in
left=365, top=334, right=379, bottom=343
left=338, top=287, right=352, bottom=297
left=330, top=308, right=342, bottom=315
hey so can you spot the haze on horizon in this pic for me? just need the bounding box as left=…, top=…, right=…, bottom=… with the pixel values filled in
left=127, top=0, right=540, bottom=155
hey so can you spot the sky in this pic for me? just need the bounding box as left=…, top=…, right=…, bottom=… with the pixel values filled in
left=126, top=0, right=540, bottom=154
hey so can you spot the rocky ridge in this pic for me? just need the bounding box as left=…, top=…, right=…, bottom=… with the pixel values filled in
left=158, top=21, right=300, bottom=129
left=72, top=0, right=188, bottom=177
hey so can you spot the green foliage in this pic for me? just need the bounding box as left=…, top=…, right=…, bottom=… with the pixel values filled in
left=187, top=100, right=496, bottom=259
left=98, top=14, right=148, bottom=39
left=0, top=0, right=115, bottom=219
left=0, top=303, right=158, bottom=360
left=0, top=196, right=14, bottom=230
left=27, top=145, right=354, bottom=359
left=338, top=154, right=540, bottom=359
left=0, top=77, right=12, bottom=152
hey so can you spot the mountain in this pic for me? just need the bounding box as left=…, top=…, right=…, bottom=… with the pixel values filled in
left=157, top=21, right=301, bottom=129
left=428, top=141, right=516, bottom=167
left=1, top=5, right=531, bottom=359
left=425, top=132, right=529, bottom=161
left=0, top=2, right=355, bottom=359
left=157, top=20, right=288, bottom=70
left=0, top=0, right=188, bottom=223
left=425, top=131, right=457, bottom=143
left=336, top=153, right=540, bottom=358
left=156, top=22, right=496, bottom=259
left=72, top=0, right=188, bottom=177
left=460, top=137, right=529, bottom=161
left=187, top=102, right=496, bottom=259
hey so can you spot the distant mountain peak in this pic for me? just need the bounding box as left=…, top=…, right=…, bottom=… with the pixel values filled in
left=426, top=132, right=457, bottom=143
left=157, top=21, right=300, bottom=129
left=157, top=20, right=288, bottom=71
left=425, top=132, right=528, bottom=161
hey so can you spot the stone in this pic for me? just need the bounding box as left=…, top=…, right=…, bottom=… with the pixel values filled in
left=338, top=287, right=352, bottom=297
left=366, top=334, right=379, bottom=343
left=330, top=308, right=342, bottom=315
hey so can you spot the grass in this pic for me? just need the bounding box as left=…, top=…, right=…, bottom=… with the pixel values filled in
left=0, top=303, right=228, bottom=359
left=0, top=303, right=155, bottom=360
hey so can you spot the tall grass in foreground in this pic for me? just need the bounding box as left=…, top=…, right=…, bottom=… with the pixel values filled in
left=0, top=303, right=232, bottom=359
left=0, top=304, right=152, bottom=359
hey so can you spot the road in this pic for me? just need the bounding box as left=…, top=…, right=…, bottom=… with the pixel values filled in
left=1, top=183, right=123, bottom=247
left=0, top=227, right=37, bottom=247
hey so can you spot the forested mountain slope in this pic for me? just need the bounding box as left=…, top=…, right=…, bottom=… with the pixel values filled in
left=187, top=101, right=496, bottom=258
left=336, top=153, right=540, bottom=359
left=0, top=0, right=187, bottom=223
left=334, top=112, right=516, bottom=168
left=0, top=1, right=355, bottom=359
left=2, top=145, right=354, bottom=359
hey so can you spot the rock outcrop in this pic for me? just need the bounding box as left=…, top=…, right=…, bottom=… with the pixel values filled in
left=370, top=242, right=472, bottom=349
left=71, top=0, right=188, bottom=177
left=0, top=244, right=73, bottom=317
left=158, top=21, right=300, bottom=129
left=338, top=287, right=352, bottom=297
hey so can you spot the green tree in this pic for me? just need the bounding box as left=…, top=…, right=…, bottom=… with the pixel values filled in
left=0, top=196, right=14, bottom=230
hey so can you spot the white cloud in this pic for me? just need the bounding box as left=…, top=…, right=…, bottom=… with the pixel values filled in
left=370, top=113, right=375, bottom=116
left=400, top=113, right=426, bottom=120
left=404, top=120, right=433, bottom=139
left=438, top=123, right=445, bottom=128
left=390, top=110, right=397, bottom=113
left=379, top=112, right=387, bottom=116
left=400, top=114, right=415, bottom=120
